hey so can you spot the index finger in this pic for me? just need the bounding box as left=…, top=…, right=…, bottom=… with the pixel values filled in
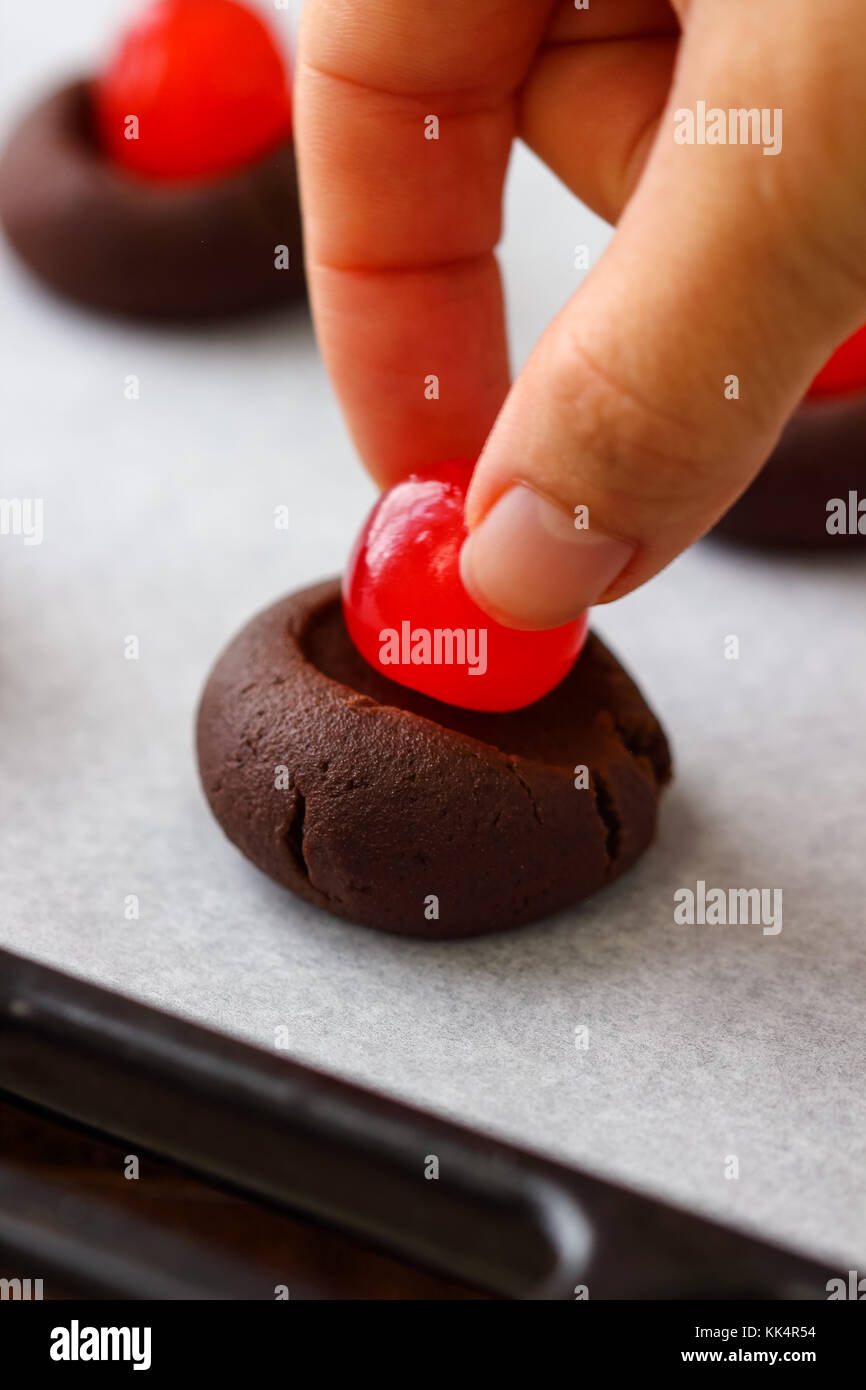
left=295, top=0, right=553, bottom=486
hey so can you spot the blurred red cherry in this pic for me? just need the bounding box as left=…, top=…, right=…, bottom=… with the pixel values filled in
left=807, top=323, right=866, bottom=400
left=95, top=0, right=292, bottom=180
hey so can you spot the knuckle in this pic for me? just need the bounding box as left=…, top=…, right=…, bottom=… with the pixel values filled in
left=550, top=331, right=725, bottom=501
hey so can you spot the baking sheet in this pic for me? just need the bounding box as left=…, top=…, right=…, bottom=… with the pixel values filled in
left=1, top=0, right=864, bottom=1273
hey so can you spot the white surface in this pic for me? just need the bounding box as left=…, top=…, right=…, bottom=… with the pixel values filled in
left=1, top=1, right=865, bottom=1273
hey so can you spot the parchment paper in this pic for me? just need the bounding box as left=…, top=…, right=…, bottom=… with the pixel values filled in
left=1, top=0, right=864, bottom=1274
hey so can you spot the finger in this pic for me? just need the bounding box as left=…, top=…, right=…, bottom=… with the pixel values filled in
left=542, top=0, right=677, bottom=45
left=522, top=0, right=679, bottom=223
left=519, top=35, right=678, bottom=224
left=295, top=0, right=554, bottom=488
left=461, top=0, right=866, bottom=629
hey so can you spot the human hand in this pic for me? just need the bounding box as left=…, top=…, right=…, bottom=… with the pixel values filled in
left=296, top=0, right=866, bottom=628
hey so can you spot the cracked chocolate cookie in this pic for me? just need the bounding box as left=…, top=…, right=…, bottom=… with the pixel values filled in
left=196, top=579, right=672, bottom=938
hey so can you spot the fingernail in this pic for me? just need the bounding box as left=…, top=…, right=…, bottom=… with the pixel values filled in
left=459, top=485, right=634, bottom=630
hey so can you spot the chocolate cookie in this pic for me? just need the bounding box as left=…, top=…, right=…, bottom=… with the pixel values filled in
left=714, top=393, right=866, bottom=548
left=0, top=81, right=305, bottom=320
left=196, top=580, right=671, bottom=939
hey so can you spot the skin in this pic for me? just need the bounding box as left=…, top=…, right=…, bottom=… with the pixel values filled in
left=296, top=0, right=866, bottom=628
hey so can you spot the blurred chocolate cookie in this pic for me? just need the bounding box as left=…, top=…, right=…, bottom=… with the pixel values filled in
left=0, top=80, right=305, bottom=319
left=715, top=394, right=866, bottom=548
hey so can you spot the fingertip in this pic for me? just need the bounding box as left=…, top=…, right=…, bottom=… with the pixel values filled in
left=460, top=483, right=635, bottom=630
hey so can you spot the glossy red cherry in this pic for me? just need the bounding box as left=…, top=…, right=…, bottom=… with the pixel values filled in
left=95, top=0, right=292, bottom=180
left=343, top=461, right=588, bottom=712
left=807, top=323, right=866, bottom=400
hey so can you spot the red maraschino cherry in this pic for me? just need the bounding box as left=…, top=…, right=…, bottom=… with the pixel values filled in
left=807, top=323, right=866, bottom=400
left=95, top=0, right=292, bottom=180
left=343, top=461, right=588, bottom=712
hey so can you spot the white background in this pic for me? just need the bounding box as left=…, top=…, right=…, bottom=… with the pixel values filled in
left=1, top=1, right=864, bottom=1272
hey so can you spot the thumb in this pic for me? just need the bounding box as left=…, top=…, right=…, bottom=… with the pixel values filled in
left=460, top=0, right=866, bottom=630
